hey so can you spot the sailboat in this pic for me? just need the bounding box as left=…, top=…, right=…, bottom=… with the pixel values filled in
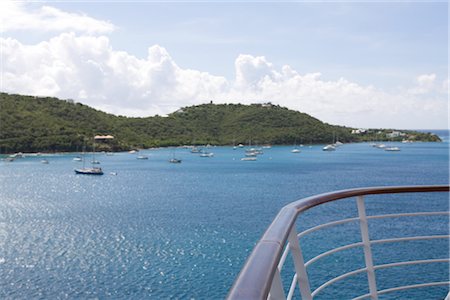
left=74, top=139, right=104, bottom=175
left=291, top=138, right=301, bottom=153
left=199, top=145, right=214, bottom=157
left=322, top=144, right=336, bottom=151
left=323, top=132, right=336, bottom=151
left=169, top=149, right=182, bottom=163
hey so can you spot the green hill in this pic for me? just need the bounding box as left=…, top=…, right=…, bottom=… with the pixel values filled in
left=0, top=93, right=441, bottom=153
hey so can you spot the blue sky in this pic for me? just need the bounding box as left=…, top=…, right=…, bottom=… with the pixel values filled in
left=44, top=2, right=447, bottom=86
left=1, top=1, right=448, bottom=128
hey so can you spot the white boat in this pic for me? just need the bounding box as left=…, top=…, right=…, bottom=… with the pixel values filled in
left=322, top=144, right=336, bottom=151
left=241, top=157, right=257, bottom=161
left=323, top=133, right=337, bottom=151
left=200, top=152, right=214, bottom=157
left=136, top=155, right=149, bottom=160
left=91, top=160, right=101, bottom=164
left=385, top=146, right=401, bottom=152
left=191, top=146, right=202, bottom=153
left=291, top=138, right=302, bottom=153
left=41, top=159, right=49, bottom=164
left=245, top=150, right=257, bottom=157
left=73, top=157, right=82, bottom=162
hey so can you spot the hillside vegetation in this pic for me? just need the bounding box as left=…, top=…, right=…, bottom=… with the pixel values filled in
left=0, top=93, right=440, bottom=153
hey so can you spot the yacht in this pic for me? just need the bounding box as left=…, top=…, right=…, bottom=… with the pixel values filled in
left=74, top=137, right=104, bottom=175
left=385, top=146, right=401, bottom=151
left=374, top=143, right=386, bottom=149
left=74, top=167, right=104, bottom=175
left=245, top=150, right=258, bottom=157
left=200, top=152, right=214, bottom=157
left=322, top=144, right=336, bottom=151
left=190, top=146, right=202, bottom=153
left=241, top=157, right=257, bottom=161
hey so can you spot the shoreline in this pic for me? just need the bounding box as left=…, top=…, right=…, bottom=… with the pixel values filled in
left=0, top=139, right=444, bottom=156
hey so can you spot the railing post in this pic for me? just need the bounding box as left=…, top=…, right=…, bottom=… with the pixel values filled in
left=268, top=268, right=286, bottom=300
left=356, top=196, right=378, bottom=300
left=444, top=291, right=450, bottom=300
left=288, top=226, right=312, bottom=300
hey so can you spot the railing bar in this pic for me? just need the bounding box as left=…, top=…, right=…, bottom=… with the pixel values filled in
left=305, top=242, right=364, bottom=267
left=367, top=211, right=449, bottom=219
left=357, top=196, right=378, bottom=300
left=312, top=259, right=450, bottom=298
left=227, top=186, right=449, bottom=300
left=268, top=267, right=286, bottom=300
left=311, top=267, right=367, bottom=297
left=377, top=281, right=450, bottom=295
left=371, top=235, right=450, bottom=245
left=288, top=227, right=312, bottom=300
left=277, top=244, right=290, bottom=271
left=305, top=236, right=449, bottom=268
left=298, top=217, right=359, bottom=238
left=298, top=212, right=449, bottom=239
left=352, top=281, right=450, bottom=300
left=286, top=274, right=297, bottom=300
left=374, top=258, right=450, bottom=270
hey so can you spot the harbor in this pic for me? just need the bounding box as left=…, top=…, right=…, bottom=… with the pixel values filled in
left=0, top=135, right=448, bottom=299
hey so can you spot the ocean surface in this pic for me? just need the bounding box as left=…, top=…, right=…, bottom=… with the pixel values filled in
left=0, top=130, right=448, bottom=299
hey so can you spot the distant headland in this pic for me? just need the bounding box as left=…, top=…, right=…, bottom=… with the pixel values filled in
left=0, top=92, right=441, bottom=153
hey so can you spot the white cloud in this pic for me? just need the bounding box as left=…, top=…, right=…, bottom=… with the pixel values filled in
left=0, top=34, right=447, bottom=129
left=0, top=0, right=115, bottom=34
left=408, top=73, right=437, bottom=95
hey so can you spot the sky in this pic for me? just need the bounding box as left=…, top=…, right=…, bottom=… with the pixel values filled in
left=0, top=0, right=448, bottom=129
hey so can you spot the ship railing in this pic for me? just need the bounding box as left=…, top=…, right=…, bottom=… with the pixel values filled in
left=227, top=185, right=450, bottom=300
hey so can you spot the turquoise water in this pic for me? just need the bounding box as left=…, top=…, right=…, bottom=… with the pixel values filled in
left=0, top=131, right=448, bottom=299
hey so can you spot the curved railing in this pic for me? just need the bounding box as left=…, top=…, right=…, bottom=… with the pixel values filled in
left=227, top=185, right=450, bottom=300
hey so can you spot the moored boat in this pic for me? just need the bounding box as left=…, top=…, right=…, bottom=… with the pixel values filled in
left=322, top=144, right=336, bottom=151
left=74, top=167, right=104, bottom=175
left=385, top=146, right=401, bottom=151
left=200, top=152, right=214, bottom=157
left=241, top=157, right=257, bottom=161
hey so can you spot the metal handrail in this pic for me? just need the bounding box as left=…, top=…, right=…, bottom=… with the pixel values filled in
left=227, top=185, right=449, bottom=300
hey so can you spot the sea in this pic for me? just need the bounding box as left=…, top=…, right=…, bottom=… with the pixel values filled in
left=0, top=130, right=448, bottom=299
